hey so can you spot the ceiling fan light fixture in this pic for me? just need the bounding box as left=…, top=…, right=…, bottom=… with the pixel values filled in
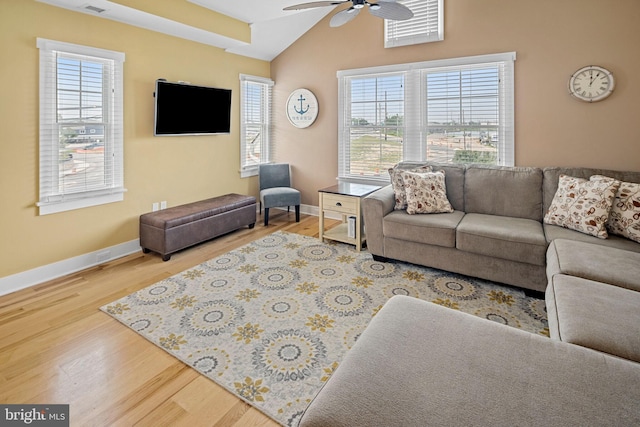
left=369, top=3, right=381, bottom=10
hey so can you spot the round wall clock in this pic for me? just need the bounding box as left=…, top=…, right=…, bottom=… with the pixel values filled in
left=568, top=65, right=615, bottom=102
left=286, top=88, right=319, bottom=128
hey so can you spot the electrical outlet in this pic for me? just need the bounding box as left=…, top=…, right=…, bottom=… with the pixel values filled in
left=160, top=201, right=167, bottom=210
left=152, top=202, right=159, bottom=211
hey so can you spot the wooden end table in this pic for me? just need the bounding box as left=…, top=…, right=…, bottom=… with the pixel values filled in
left=318, top=183, right=381, bottom=251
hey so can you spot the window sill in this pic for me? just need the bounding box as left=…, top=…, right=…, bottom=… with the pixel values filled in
left=241, top=166, right=258, bottom=178
left=38, top=190, right=126, bottom=215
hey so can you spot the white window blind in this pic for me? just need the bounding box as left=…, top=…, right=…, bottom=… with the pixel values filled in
left=337, top=52, right=515, bottom=184
left=385, top=0, right=443, bottom=48
left=239, top=74, right=274, bottom=178
left=37, top=38, right=125, bottom=215
left=425, top=62, right=514, bottom=165
left=339, top=73, right=405, bottom=179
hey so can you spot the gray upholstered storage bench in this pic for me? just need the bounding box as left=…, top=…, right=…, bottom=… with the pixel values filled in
left=140, top=193, right=256, bottom=261
left=299, top=296, right=640, bottom=427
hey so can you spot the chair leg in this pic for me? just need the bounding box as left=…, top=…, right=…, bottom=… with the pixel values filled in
left=295, top=205, right=300, bottom=222
left=264, top=208, right=269, bottom=226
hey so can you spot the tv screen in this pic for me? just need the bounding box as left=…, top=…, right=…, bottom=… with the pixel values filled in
left=154, top=80, right=232, bottom=136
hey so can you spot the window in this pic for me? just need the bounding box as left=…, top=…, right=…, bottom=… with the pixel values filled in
left=339, top=73, right=406, bottom=177
left=37, top=38, right=125, bottom=215
left=337, top=52, right=515, bottom=184
left=385, top=0, right=443, bottom=48
left=239, top=74, right=274, bottom=178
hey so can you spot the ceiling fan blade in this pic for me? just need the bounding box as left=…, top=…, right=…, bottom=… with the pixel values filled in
left=369, top=1, right=414, bottom=20
left=284, top=1, right=347, bottom=11
left=330, top=7, right=361, bottom=27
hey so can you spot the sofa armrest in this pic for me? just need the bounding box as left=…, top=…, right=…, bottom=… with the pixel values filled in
left=363, top=185, right=394, bottom=257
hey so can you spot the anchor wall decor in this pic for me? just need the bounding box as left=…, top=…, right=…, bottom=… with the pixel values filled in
left=286, top=88, right=319, bottom=129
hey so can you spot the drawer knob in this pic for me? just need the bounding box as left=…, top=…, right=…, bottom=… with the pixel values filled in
left=335, top=202, right=342, bottom=207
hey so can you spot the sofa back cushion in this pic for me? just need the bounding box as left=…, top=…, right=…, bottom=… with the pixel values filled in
left=543, top=167, right=640, bottom=214
left=465, top=165, right=544, bottom=221
left=394, top=162, right=465, bottom=211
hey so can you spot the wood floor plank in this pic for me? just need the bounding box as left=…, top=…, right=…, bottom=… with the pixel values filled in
left=234, top=407, right=279, bottom=427
left=0, top=213, right=339, bottom=427
left=172, top=377, right=239, bottom=419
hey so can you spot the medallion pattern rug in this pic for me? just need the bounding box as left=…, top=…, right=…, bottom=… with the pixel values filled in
left=102, top=231, right=548, bottom=426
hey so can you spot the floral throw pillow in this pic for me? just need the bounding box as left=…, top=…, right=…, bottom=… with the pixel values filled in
left=400, top=170, right=454, bottom=215
left=544, top=174, right=620, bottom=239
left=389, top=164, right=432, bottom=210
left=592, top=176, right=640, bottom=243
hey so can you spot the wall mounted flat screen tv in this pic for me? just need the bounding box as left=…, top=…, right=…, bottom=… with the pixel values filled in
left=154, top=80, right=232, bottom=136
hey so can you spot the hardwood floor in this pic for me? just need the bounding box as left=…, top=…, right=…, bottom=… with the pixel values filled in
left=0, top=211, right=338, bottom=427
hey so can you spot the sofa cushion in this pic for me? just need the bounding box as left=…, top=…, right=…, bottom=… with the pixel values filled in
left=543, top=223, right=640, bottom=253
left=543, top=174, right=620, bottom=239
left=392, top=162, right=465, bottom=211
left=464, top=165, right=543, bottom=221
left=299, top=295, right=640, bottom=427
left=546, top=274, right=640, bottom=363
left=384, top=210, right=465, bottom=248
left=456, top=213, right=547, bottom=266
left=400, top=170, right=454, bottom=214
left=389, top=164, right=432, bottom=210
left=547, top=239, right=640, bottom=292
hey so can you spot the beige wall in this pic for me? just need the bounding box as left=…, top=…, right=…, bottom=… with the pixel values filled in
left=0, top=0, right=269, bottom=278
left=271, top=0, right=640, bottom=207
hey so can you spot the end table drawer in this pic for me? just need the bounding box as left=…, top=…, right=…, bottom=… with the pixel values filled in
left=322, top=194, right=357, bottom=214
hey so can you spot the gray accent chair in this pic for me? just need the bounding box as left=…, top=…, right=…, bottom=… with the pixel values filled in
left=259, top=163, right=301, bottom=226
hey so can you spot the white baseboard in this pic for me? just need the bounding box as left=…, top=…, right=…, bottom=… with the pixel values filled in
left=271, top=203, right=342, bottom=220
left=0, top=239, right=141, bottom=297
left=0, top=204, right=338, bottom=298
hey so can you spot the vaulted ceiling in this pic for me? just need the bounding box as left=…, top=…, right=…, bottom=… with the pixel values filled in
left=36, top=0, right=337, bottom=61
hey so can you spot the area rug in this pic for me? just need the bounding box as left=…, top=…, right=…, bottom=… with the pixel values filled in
left=101, top=231, right=548, bottom=426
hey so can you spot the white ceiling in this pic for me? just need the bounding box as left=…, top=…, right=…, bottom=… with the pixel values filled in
left=191, top=0, right=335, bottom=60
left=37, top=0, right=336, bottom=61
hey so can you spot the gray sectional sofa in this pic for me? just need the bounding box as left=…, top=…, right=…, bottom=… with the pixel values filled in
left=298, top=163, right=640, bottom=426
left=362, top=162, right=640, bottom=292
left=546, top=239, right=640, bottom=363
left=299, top=294, right=640, bottom=427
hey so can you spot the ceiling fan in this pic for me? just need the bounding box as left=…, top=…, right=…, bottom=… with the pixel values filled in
left=284, top=0, right=414, bottom=28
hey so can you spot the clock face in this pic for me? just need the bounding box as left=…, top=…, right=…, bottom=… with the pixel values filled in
left=286, top=89, right=319, bottom=128
left=568, top=65, right=615, bottom=102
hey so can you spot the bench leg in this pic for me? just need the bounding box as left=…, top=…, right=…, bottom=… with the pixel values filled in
left=248, top=223, right=255, bottom=229
left=162, top=254, right=171, bottom=262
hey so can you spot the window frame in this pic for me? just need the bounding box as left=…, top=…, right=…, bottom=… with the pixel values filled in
left=37, top=38, right=125, bottom=215
left=239, top=74, right=274, bottom=178
left=384, top=0, right=444, bottom=48
left=337, top=52, right=516, bottom=185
